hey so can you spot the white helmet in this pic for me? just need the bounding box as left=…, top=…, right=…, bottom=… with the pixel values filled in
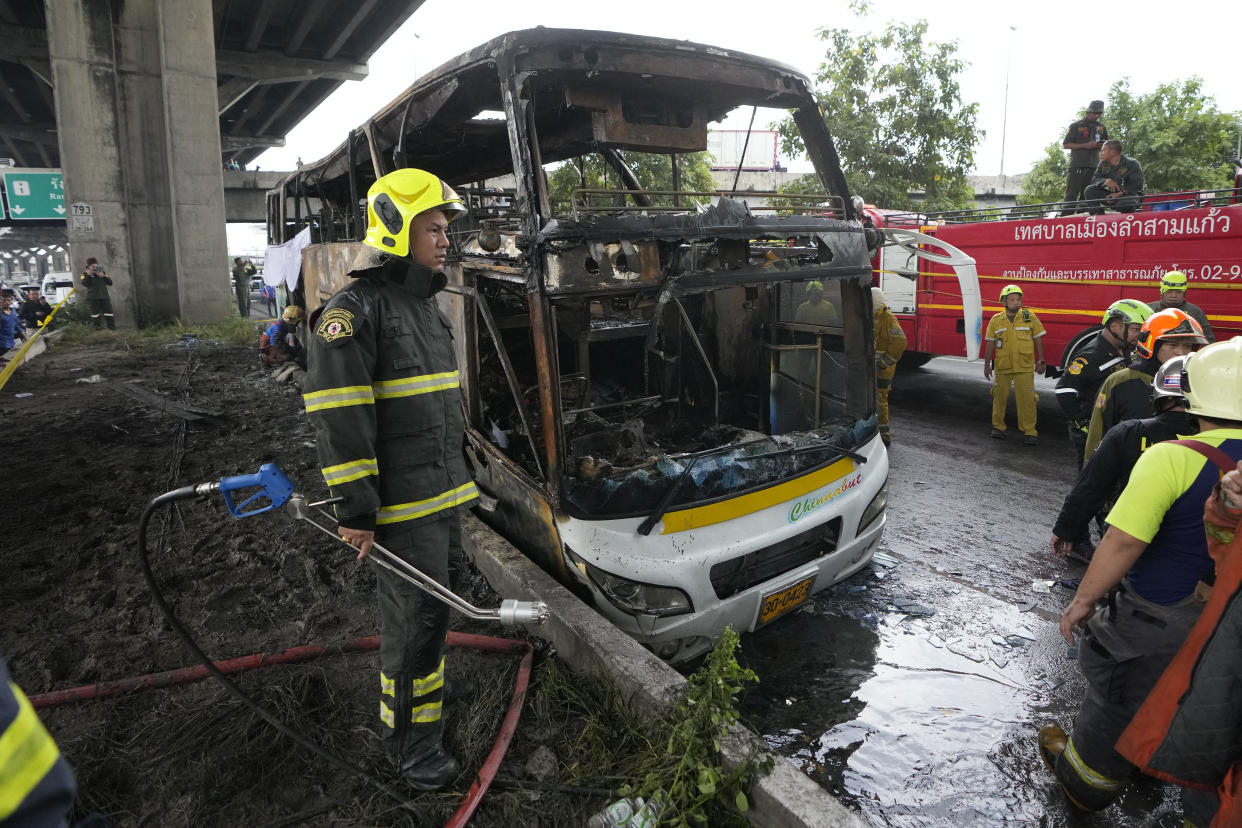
left=871, top=287, right=886, bottom=309
left=1181, top=337, right=1242, bottom=421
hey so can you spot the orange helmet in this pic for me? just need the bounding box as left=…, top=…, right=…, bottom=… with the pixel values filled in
left=1134, top=308, right=1207, bottom=359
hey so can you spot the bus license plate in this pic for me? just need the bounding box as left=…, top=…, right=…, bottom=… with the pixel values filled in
left=759, top=577, right=814, bottom=625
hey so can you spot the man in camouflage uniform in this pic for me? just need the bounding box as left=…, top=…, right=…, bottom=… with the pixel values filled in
left=1055, top=299, right=1151, bottom=469
left=1061, top=100, right=1108, bottom=213
left=1084, top=140, right=1144, bottom=214
left=303, top=169, right=478, bottom=791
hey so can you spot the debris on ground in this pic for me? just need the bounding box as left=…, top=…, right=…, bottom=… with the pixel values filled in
left=0, top=335, right=659, bottom=827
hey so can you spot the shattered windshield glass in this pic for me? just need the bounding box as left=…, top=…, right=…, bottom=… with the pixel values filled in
left=563, top=416, right=875, bottom=518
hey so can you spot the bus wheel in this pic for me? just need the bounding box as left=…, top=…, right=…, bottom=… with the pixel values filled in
left=1053, top=325, right=1104, bottom=379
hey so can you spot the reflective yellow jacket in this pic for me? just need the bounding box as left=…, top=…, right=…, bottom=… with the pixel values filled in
left=874, top=304, right=907, bottom=379
left=985, top=308, right=1045, bottom=373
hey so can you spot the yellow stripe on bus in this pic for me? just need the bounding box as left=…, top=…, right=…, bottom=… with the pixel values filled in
left=917, top=302, right=1241, bottom=324
left=660, top=457, right=856, bottom=534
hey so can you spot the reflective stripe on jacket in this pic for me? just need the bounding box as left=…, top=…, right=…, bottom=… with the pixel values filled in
left=303, top=256, right=477, bottom=531
left=0, top=657, right=76, bottom=824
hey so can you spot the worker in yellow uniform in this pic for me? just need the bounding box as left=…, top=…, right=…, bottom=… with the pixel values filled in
left=983, top=284, right=1046, bottom=445
left=794, top=280, right=840, bottom=326
left=872, top=287, right=907, bottom=446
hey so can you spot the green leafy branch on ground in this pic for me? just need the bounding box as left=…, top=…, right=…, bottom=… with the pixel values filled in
left=628, top=628, right=772, bottom=827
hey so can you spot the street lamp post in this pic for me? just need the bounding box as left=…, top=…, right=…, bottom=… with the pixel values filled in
left=999, top=25, right=1017, bottom=181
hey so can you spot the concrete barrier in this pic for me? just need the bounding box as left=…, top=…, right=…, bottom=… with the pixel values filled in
left=461, top=512, right=866, bottom=828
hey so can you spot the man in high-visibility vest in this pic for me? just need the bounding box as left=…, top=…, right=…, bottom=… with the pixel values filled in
left=1039, top=338, right=1242, bottom=822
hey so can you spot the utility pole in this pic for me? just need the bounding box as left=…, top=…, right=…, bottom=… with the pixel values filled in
left=999, top=25, right=1017, bottom=181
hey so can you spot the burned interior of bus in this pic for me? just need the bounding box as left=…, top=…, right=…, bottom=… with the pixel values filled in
left=269, top=29, right=878, bottom=529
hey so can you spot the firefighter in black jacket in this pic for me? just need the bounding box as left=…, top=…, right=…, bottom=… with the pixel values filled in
left=303, top=169, right=478, bottom=791
left=1050, top=356, right=1198, bottom=558
left=1055, top=298, right=1151, bottom=468
left=1082, top=308, right=1206, bottom=460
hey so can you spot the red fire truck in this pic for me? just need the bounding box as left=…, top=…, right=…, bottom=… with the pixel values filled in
left=865, top=188, right=1242, bottom=376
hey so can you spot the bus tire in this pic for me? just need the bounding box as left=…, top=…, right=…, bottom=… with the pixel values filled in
left=1053, top=325, right=1104, bottom=379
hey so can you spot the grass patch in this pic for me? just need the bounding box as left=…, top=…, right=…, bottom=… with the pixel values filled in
left=51, top=314, right=258, bottom=350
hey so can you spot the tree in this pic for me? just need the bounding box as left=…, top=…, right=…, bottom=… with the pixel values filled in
left=546, top=152, right=717, bottom=214
left=1021, top=77, right=1238, bottom=205
left=1017, top=143, right=1069, bottom=205
left=776, top=11, right=980, bottom=211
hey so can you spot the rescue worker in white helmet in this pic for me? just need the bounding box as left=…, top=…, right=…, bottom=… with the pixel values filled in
left=1040, top=336, right=1242, bottom=823
left=302, top=169, right=477, bottom=790
left=1050, top=355, right=1198, bottom=563
left=1082, top=308, right=1207, bottom=461
left=983, top=284, right=1046, bottom=444
left=872, top=287, right=907, bottom=447
left=1148, top=270, right=1214, bottom=343
left=1055, top=298, right=1152, bottom=469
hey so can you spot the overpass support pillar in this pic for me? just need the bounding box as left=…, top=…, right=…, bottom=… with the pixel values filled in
left=46, top=0, right=231, bottom=326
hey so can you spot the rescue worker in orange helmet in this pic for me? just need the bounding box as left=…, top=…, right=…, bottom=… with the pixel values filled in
left=1039, top=337, right=1242, bottom=823
left=1082, top=308, right=1207, bottom=461
left=872, top=287, right=907, bottom=447
left=303, top=169, right=476, bottom=791
left=983, top=284, right=1046, bottom=444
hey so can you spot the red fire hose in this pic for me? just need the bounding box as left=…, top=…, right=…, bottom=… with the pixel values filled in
left=29, top=630, right=534, bottom=826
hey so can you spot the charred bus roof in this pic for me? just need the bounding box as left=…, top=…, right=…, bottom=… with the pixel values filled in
left=271, top=28, right=860, bottom=247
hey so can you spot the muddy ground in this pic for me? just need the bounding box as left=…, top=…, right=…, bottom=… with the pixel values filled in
left=1, top=332, right=642, bottom=827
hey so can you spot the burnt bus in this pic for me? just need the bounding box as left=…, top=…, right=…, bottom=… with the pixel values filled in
left=268, top=28, right=887, bottom=662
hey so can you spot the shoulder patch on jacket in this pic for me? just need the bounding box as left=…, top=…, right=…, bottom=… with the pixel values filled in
left=317, top=308, right=355, bottom=343
left=1068, top=357, right=1086, bottom=375
left=1095, top=391, right=1108, bottom=409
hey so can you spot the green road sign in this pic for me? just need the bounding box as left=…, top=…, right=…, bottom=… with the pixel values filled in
left=2, top=170, right=65, bottom=220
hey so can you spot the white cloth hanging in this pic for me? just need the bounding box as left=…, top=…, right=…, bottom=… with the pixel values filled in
left=263, top=226, right=312, bottom=291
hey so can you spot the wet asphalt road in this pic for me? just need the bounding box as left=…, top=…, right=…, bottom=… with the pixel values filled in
left=736, top=357, right=1186, bottom=827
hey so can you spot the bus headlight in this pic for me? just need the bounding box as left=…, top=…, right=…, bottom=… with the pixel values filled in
left=857, top=477, right=889, bottom=535
left=583, top=561, right=692, bottom=618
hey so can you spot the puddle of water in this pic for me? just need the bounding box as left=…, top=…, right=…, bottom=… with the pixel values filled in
left=739, top=585, right=1190, bottom=827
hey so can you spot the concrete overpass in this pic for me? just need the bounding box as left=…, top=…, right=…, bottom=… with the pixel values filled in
left=0, top=170, right=291, bottom=284
left=0, top=1, right=423, bottom=326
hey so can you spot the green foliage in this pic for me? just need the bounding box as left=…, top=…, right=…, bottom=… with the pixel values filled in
left=1104, top=77, right=1238, bottom=194
left=776, top=12, right=979, bottom=211
left=626, top=628, right=772, bottom=827
left=51, top=314, right=258, bottom=349
left=546, top=152, right=717, bottom=214
left=1017, top=143, right=1070, bottom=205
left=1023, top=77, right=1239, bottom=203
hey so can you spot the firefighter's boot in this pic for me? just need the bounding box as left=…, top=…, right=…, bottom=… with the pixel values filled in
left=400, top=745, right=459, bottom=791
left=1038, top=724, right=1067, bottom=773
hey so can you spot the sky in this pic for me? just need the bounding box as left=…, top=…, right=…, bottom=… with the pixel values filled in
left=233, top=0, right=1242, bottom=254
